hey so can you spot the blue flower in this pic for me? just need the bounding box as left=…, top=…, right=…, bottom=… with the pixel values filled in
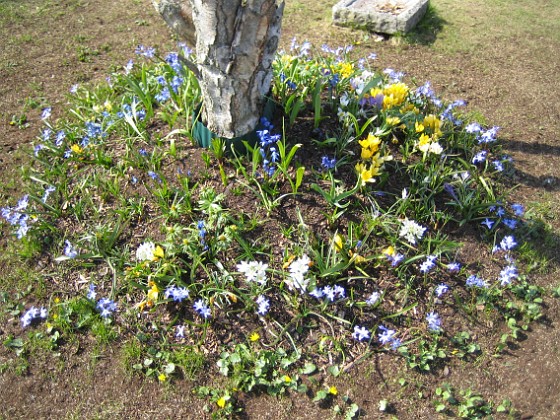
left=492, top=160, right=504, bottom=172
left=481, top=218, right=495, bottom=229
left=256, top=295, right=270, bottom=315
left=420, top=255, right=437, bottom=273
left=96, top=298, right=117, bottom=318
left=41, top=107, right=52, bottom=120
left=446, top=262, right=461, bottom=273
left=352, top=325, right=370, bottom=342
left=87, top=284, right=97, bottom=300
left=70, top=84, right=79, bottom=94
left=465, top=122, right=482, bottom=133
left=502, top=218, right=518, bottom=229
left=147, top=171, right=161, bottom=183
left=511, top=203, right=524, bottom=217
left=321, top=156, right=337, bottom=170
left=472, top=150, right=487, bottom=164
left=435, top=283, right=449, bottom=297
left=383, top=68, right=404, bottom=82
left=366, top=291, right=381, bottom=306
left=64, top=240, right=78, bottom=259
left=378, top=325, right=396, bottom=345
left=124, top=59, right=134, bottom=74
left=155, top=87, right=171, bottom=103
left=193, top=299, right=211, bottom=319
left=21, top=306, right=48, bottom=328
left=164, top=285, right=190, bottom=302
left=466, top=274, right=488, bottom=288
left=478, top=126, right=500, bottom=144
left=309, top=287, right=324, bottom=299
left=55, top=130, right=66, bottom=147
left=499, top=235, right=517, bottom=251
left=135, top=45, right=156, bottom=58
left=34, top=144, right=45, bottom=156
left=499, top=264, right=518, bottom=286
left=426, top=311, right=442, bottom=332
left=175, top=325, right=185, bottom=338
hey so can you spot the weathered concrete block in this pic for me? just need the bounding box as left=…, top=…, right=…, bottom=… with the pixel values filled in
left=333, top=0, right=429, bottom=34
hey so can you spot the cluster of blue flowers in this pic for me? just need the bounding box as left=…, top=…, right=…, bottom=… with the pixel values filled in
left=86, top=284, right=117, bottom=318
left=1, top=195, right=30, bottom=239
left=21, top=306, right=48, bottom=328
left=257, top=117, right=281, bottom=178
left=164, top=285, right=190, bottom=302
left=309, top=284, right=346, bottom=302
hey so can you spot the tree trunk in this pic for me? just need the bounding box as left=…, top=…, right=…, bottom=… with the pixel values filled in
left=153, top=0, right=284, bottom=139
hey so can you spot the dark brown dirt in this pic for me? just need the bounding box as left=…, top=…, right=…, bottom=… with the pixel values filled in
left=1, top=1, right=559, bottom=419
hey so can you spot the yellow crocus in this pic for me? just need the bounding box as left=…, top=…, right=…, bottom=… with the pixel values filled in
left=338, top=62, right=354, bottom=78
left=71, top=144, right=83, bottom=154
left=385, top=116, right=401, bottom=126
left=153, top=245, right=165, bottom=260
left=333, top=233, right=343, bottom=252
left=355, top=162, right=379, bottom=186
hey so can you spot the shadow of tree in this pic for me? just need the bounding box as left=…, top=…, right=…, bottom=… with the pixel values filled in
left=503, top=138, right=560, bottom=190
left=403, top=3, right=447, bottom=45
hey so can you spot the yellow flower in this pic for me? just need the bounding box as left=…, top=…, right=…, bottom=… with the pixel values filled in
left=249, top=332, right=260, bottom=342
left=359, top=133, right=381, bottom=152
left=328, top=386, right=338, bottom=396
left=283, top=375, right=292, bottom=383
left=217, top=397, right=227, bottom=408
left=92, top=104, right=103, bottom=113
left=415, top=121, right=425, bottom=133
left=153, top=245, right=165, bottom=260
left=382, top=83, right=409, bottom=109
left=355, top=162, right=380, bottom=186
left=382, top=246, right=395, bottom=257
left=158, top=373, right=167, bottom=382
left=423, top=114, right=443, bottom=137
left=385, top=116, right=401, bottom=126
left=418, top=133, right=431, bottom=153
left=70, top=144, right=83, bottom=154
left=103, top=100, right=112, bottom=112
left=147, top=282, right=160, bottom=303
left=333, top=233, right=343, bottom=252
left=338, top=62, right=354, bottom=78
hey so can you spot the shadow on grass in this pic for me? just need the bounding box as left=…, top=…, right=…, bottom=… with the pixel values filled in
left=502, top=137, right=560, bottom=191
left=402, top=3, right=447, bottom=45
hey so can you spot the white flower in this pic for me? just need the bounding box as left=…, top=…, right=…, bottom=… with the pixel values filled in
left=136, top=241, right=156, bottom=261
left=237, top=261, right=268, bottom=285
left=340, top=93, right=350, bottom=107
left=289, top=255, right=311, bottom=276
left=429, top=142, right=443, bottom=155
left=399, top=219, right=426, bottom=245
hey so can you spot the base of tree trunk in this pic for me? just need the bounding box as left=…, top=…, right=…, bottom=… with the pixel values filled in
left=192, top=98, right=276, bottom=152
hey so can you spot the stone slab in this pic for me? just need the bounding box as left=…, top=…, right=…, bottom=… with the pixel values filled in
left=332, top=0, right=429, bottom=34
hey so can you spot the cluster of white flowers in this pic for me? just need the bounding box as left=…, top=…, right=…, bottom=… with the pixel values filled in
left=418, top=141, right=443, bottom=155
left=285, top=254, right=311, bottom=294
left=236, top=260, right=268, bottom=285
left=399, top=218, right=426, bottom=245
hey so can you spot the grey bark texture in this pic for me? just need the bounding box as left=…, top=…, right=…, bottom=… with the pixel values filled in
left=152, top=0, right=285, bottom=139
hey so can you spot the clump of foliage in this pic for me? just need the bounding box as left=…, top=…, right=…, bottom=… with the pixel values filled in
left=1, top=40, right=542, bottom=416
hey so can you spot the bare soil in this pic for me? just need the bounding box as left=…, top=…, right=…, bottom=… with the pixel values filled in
left=1, top=0, right=559, bottom=418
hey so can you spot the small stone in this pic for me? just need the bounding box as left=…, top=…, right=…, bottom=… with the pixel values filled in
left=333, top=0, right=429, bottom=34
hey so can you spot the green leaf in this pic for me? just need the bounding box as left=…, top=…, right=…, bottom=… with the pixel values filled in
left=301, top=362, right=317, bottom=375
left=312, top=389, right=328, bottom=402
left=327, top=364, right=341, bottom=377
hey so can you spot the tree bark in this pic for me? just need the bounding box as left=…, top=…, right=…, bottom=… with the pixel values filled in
left=153, top=0, right=284, bottom=139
